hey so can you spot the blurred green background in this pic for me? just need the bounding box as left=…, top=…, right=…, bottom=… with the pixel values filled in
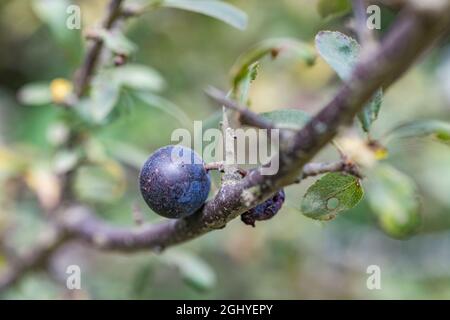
left=0, top=0, right=450, bottom=299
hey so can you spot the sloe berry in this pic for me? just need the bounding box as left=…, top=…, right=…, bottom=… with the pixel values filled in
left=241, top=189, right=285, bottom=227
left=139, top=145, right=211, bottom=219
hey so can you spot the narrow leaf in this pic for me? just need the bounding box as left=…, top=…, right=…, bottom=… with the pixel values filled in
left=385, top=120, right=450, bottom=143
left=233, top=61, right=258, bottom=105
left=111, top=64, right=166, bottom=92
left=77, top=65, right=165, bottom=123
left=365, top=164, right=420, bottom=239
left=163, top=251, right=217, bottom=292
left=96, top=29, right=137, bottom=55
left=73, top=162, right=126, bottom=204
left=32, top=0, right=71, bottom=40
left=301, top=172, right=364, bottom=221
left=260, top=109, right=311, bottom=130
left=52, top=150, right=79, bottom=174
left=160, top=0, right=247, bottom=30
left=106, top=141, right=149, bottom=169
left=232, top=38, right=316, bottom=92
left=17, top=83, right=52, bottom=106
left=315, top=31, right=383, bottom=132
left=133, top=91, right=193, bottom=128
left=89, top=74, right=121, bottom=123
left=358, top=89, right=383, bottom=132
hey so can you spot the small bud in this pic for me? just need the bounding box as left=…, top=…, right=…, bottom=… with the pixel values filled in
left=114, top=54, right=127, bottom=66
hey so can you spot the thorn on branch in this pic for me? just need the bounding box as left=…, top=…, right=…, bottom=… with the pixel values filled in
left=204, top=161, right=248, bottom=176
left=114, top=53, right=128, bottom=66
left=132, top=203, right=145, bottom=226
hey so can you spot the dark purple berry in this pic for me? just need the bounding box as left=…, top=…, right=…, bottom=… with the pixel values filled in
left=241, top=189, right=285, bottom=227
left=139, top=145, right=211, bottom=219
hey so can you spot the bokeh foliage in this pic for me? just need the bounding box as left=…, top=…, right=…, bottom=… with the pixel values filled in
left=0, top=0, right=450, bottom=299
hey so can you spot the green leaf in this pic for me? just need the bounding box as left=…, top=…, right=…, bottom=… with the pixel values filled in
left=73, top=162, right=125, bottom=204
left=133, top=91, right=192, bottom=129
left=96, top=29, right=137, bottom=56
left=105, top=141, right=149, bottom=169
left=365, top=164, right=420, bottom=239
left=357, top=89, right=383, bottom=132
left=232, top=38, right=316, bottom=92
left=260, top=109, right=311, bottom=130
left=52, top=150, right=79, bottom=174
left=317, top=0, right=351, bottom=18
left=17, top=83, right=52, bottom=106
left=233, top=61, right=259, bottom=105
left=31, top=0, right=82, bottom=63
left=110, top=64, right=166, bottom=92
left=159, top=0, right=247, bottom=30
left=76, top=65, right=165, bottom=123
left=315, top=31, right=383, bottom=132
left=163, top=251, right=217, bottom=292
left=385, top=120, right=450, bottom=143
left=316, top=32, right=360, bottom=80
left=301, top=172, right=364, bottom=221
left=88, top=74, right=121, bottom=123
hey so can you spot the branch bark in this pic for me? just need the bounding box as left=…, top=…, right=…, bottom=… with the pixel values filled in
left=352, top=0, right=377, bottom=49
left=0, top=226, right=67, bottom=293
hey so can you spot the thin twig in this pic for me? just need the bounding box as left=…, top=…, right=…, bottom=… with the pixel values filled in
left=132, top=203, right=145, bottom=226
left=301, top=161, right=363, bottom=180
left=204, top=161, right=226, bottom=174
left=204, top=161, right=246, bottom=177
left=221, top=98, right=241, bottom=182
left=73, top=0, right=126, bottom=97
left=205, top=86, right=277, bottom=131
